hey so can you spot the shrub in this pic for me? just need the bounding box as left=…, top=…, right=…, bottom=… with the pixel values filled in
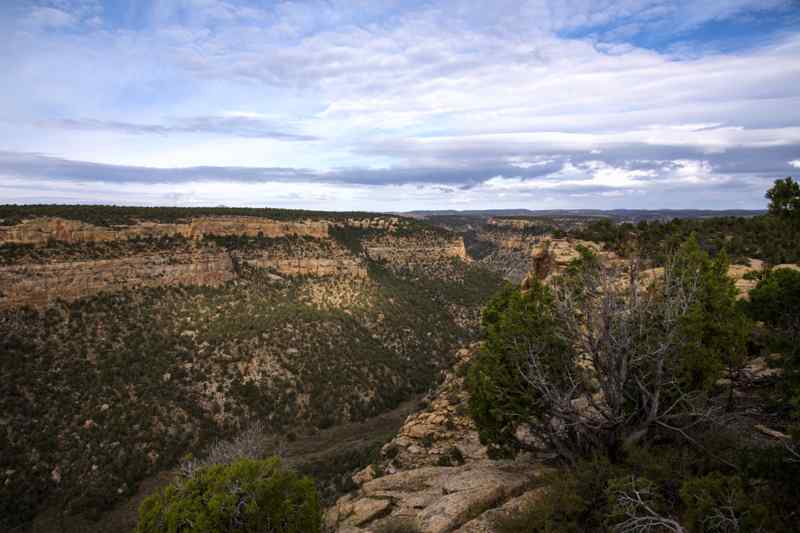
left=135, top=457, right=321, bottom=533
left=494, top=457, right=621, bottom=533
left=745, top=267, right=800, bottom=407
left=675, top=241, right=751, bottom=392
left=467, top=282, right=570, bottom=457
left=679, top=473, right=769, bottom=532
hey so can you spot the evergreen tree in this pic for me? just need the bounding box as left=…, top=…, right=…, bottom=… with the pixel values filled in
left=766, top=177, right=800, bottom=222
left=746, top=267, right=800, bottom=408
left=135, top=457, right=321, bottom=533
left=674, top=238, right=751, bottom=392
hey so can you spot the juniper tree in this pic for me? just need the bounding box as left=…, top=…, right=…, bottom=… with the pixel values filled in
left=467, top=237, right=749, bottom=463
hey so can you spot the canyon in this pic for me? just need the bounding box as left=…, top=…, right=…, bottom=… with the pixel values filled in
left=0, top=215, right=466, bottom=309
left=3, top=209, right=793, bottom=532
left=0, top=208, right=495, bottom=531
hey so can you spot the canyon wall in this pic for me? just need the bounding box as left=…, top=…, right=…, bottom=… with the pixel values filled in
left=364, top=234, right=468, bottom=265
left=486, top=217, right=544, bottom=231
left=0, top=248, right=369, bottom=309
left=0, top=216, right=329, bottom=245
left=0, top=252, right=235, bottom=309
left=0, top=216, right=465, bottom=308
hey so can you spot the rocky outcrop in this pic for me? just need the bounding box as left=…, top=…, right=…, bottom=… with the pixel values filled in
left=325, top=346, right=547, bottom=532
left=0, top=251, right=234, bottom=309
left=0, top=243, right=368, bottom=309
left=531, top=237, right=625, bottom=280
left=459, top=487, right=546, bottom=532
left=0, top=216, right=329, bottom=245
left=726, top=259, right=764, bottom=298
left=364, top=234, right=467, bottom=265
left=0, top=215, right=468, bottom=308
left=328, top=462, right=538, bottom=532
left=486, top=217, right=545, bottom=231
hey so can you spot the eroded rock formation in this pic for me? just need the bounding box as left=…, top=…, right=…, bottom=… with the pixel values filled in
left=0, top=216, right=467, bottom=308
left=326, top=346, right=548, bottom=532
left=0, top=216, right=329, bottom=245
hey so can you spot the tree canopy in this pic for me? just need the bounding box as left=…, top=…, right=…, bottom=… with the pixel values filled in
left=135, top=457, right=321, bottom=533
left=766, top=177, right=800, bottom=221
left=467, top=236, right=750, bottom=462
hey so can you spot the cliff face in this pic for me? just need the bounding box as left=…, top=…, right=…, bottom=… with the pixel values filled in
left=0, top=247, right=369, bottom=309
left=470, top=229, right=545, bottom=284
left=0, top=216, right=465, bottom=309
left=326, top=346, right=547, bottom=533
left=0, top=216, right=329, bottom=244
left=0, top=251, right=235, bottom=309
left=364, top=233, right=468, bottom=264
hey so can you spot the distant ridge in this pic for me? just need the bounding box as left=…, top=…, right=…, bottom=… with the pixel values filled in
left=400, top=208, right=767, bottom=221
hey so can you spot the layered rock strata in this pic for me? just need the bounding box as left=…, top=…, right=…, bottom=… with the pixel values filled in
left=0, top=216, right=329, bottom=245
left=0, top=251, right=234, bottom=309
left=0, top=216, right=468, bottom=308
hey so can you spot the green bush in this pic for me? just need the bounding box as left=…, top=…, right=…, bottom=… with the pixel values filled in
left=746, top=267, right=800, bottom=333
left=494, top=457, right=622, bottom=533
left=674, top=239, right=750, bottom=392
left=135, top=457, right=321, bottom=533
left=679, top=473, right=769, bottom=532
left=745, top=267, right=800, bottom=407
left=467, top=282, right=570, bottom=456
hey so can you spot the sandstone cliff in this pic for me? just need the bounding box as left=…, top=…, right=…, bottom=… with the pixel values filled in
left=326, top=346, right=548, bottom=533
left=0, top=216, right=329, bottom=244
left=0, top=215, right=466, bottom=309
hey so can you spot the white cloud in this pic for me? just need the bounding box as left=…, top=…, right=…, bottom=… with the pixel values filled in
left=27, top=7, right=77, bottom=28
left=0, top=0, right=796, bottom=209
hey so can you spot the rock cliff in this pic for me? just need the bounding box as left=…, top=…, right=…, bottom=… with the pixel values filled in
left=0, top=216, right=329, bottom=244
left=0, top=215, right=465, bottom=309
left=326, top=346, right=548, bottom=533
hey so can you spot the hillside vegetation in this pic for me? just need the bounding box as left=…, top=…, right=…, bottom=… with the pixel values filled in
left=0, top=205, right=384, bottom=226
left=571, top=179, right=800, bottom=265
left=466, top=179, right=800, bottom=532
left=0, top=215, right=503, bottom=530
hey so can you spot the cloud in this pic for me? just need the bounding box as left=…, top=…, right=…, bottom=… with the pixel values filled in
left=36, top=115, right=320, bottom=141
left=27, top=6, right=77, bottom=28
left=0, top=149, right=775, bottom=200
left=0, top=1, right=797, bottom=209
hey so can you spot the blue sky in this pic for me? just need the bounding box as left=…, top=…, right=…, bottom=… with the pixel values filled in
left=1, top=0, right=799, bottom=211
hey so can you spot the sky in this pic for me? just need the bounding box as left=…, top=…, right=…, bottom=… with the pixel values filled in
left=1, top=0, right=799, bottom=211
